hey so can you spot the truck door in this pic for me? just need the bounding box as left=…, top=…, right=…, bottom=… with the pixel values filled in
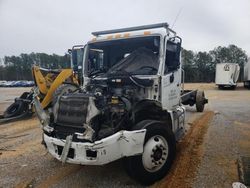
left=161, top=38, right=181, bottom=110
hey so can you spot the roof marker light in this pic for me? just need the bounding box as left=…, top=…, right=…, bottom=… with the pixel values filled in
left=123, top=33, right=130, bottom=38
left=144, top=31, right=151, bottom=35
left=115, top=34, right=122, bottom=38
left=107, top=35, right=113, bottom=39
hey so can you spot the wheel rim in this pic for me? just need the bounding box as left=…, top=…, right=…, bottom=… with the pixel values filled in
left=142, top=135, right=169, bottom=172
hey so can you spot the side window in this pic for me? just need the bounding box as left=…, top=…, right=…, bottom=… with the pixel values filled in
left=164, top=41, right=181, bottom=74
left=88, top=49, right=104, bottom=72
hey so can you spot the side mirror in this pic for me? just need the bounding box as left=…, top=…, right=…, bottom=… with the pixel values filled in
left=173, top=43, right=181, bottom=70
left=175, top=42, right=181, bottom=66
left=176, top=43, right=181, bottom=59
left=165, top=40, right=181, bottom=73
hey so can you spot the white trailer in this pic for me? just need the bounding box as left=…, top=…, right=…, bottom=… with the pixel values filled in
left=244, top=60, right=250, bottom=89
left=215, top=63, right=240, bottom=89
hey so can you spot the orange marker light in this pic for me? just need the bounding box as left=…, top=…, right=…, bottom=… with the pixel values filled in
left=115, top=34, right=122, bottom=38
left=123, top=33, right=130, bottom=38
left=107, top=35, right=113, bottom=39
left=144, top=31, right=151, bottom=35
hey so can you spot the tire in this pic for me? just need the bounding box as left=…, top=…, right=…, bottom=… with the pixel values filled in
left=231, top=85, right=236, bottom=90
left=196, top=90, right=205, bottom=112
left=52, top=84, right=78, bottom=105
left=244, top=82, right=250, bottom=89
left=124, top=120, right=176, bottom=185
left=218, top=85, right=224, bottom=90
left=3, top=100, right=28, bottom=118
left=244, top=82, right=247, bottom=88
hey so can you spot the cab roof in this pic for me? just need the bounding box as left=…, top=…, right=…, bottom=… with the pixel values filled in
left=89, top=22, right=176, bottom=43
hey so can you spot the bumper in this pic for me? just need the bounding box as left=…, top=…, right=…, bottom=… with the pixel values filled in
left=44, top=129, right=146, bottom=165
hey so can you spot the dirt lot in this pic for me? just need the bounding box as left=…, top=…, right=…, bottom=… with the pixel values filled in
left=0, top=84, right=250, bottom=188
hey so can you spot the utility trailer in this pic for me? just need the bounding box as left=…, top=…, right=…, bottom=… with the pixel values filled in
left=244, top=60, right=250, bottom=89
left=215, top=63, right=240, bottom=89
left=34, top=23, right=207, bottom=185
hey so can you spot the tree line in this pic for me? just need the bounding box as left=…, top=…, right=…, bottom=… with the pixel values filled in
left=182, top=44, right=248, bottom=82
left=0, top=53, right=71, bottom=81
left=0, top=44, right=248, bottom=82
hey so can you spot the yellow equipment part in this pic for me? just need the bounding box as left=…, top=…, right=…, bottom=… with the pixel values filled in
left=32, top=66, right=78, bottom=109
left=33, top=66, right=48, bottom=95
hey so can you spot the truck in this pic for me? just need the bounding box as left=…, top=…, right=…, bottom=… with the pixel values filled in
left=215, top=63, right=240, bottom=89
left=244, top=59, right=250, bottom=89
left=33, top=23, right=208, bottom=185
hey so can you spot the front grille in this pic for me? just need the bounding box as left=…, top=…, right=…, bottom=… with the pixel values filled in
left=55, top=93, right=90, bottom=126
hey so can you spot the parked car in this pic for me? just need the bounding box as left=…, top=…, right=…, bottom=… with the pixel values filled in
left=0, top=80, right=34, bottom=87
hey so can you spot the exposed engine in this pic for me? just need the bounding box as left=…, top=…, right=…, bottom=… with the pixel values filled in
left=44, top=47, right=161, bottom=142
left=46, top=74, right=158, bottom=142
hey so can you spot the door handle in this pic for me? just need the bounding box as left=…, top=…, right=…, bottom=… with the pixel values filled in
left=170, top=73, right=174, bottom=83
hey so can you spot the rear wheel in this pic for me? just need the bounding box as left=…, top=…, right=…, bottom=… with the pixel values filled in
left=124, top=120, right=176, bottom=185
left=231, top=85, right=236, bottom=90
left=196, top=90, right=205, bottom=112
left=244, top=82, right=250, bottom=89
left=218, top=85, right=224, bottom=90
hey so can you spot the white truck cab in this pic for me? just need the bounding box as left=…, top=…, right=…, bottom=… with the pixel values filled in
left=34, top=23, right=207, bottom=185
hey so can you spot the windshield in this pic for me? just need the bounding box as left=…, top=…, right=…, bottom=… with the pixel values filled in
left=85, top=36, right=160, bottom=76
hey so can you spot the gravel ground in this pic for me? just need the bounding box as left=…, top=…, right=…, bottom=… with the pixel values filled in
left=0, top=84, right=249, bottom=188
left=192, top=87, right=250, bottom=188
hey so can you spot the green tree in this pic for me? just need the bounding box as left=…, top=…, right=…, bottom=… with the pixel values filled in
left=194, top=51, right=214, bottom=82
left=2, top=52, right=71, bottom=81
left=182, top=49, right=197, bottom=82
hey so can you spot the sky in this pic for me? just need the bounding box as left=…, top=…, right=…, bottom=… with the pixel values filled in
left=0, top=0, right=250, bottom=60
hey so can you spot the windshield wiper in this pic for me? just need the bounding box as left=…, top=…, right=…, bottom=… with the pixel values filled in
left=89, top=69, right=105, bottom=77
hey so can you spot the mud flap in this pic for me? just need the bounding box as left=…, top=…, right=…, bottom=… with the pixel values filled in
left=60, top=135, right=73, bottom=163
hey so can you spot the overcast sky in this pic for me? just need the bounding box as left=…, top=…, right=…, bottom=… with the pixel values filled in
left=0, top=0, right=250, bottom=59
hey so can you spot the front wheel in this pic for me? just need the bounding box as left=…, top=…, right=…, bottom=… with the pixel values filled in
left=124, top=120, right=176, bottom=185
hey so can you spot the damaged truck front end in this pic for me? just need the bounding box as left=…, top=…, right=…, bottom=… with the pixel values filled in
left=34, top=23, right=187, bottom=185
left=34, top=87, right=147, bottom=165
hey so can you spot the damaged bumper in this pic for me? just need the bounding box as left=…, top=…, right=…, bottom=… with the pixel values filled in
left=44, top=129, right=146, bottom=165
